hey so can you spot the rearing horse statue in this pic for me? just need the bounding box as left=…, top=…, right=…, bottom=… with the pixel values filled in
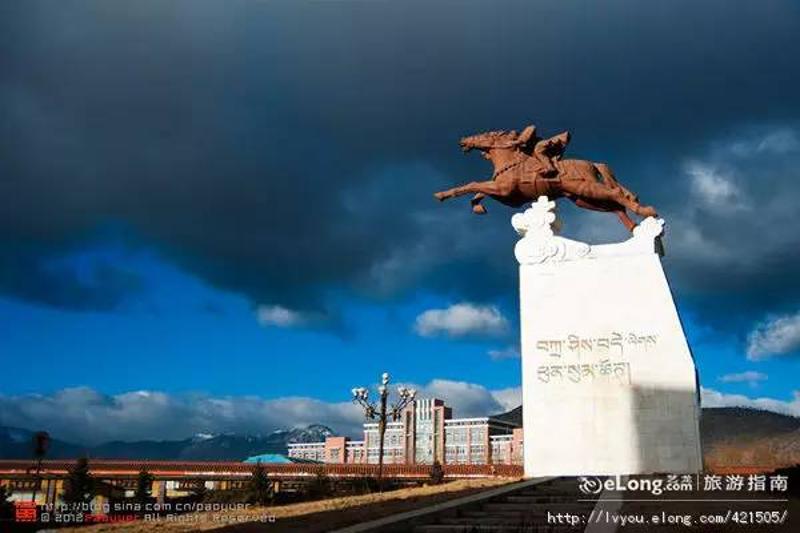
left=434, top=125, right=657, bottom=231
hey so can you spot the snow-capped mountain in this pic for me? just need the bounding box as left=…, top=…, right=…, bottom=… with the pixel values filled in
left=0, top=424, right=336, bottom=461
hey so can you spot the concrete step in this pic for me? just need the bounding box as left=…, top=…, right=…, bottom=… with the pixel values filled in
left=457, top=510, right=529, bottom=520
left=439, top=517, right=572, bottom=526
left=459, top=508, right=584, bottom=518
left=516, top=485, right=577, bottom=492
left=498, top=494, right=578, bottom=503
left=406, top=477, right=591, bottom=533
left=512, top=489, right=581, bottom=498
left=414, top=525, right=580, bottom=533
left=458, top=506, right=592, bottom=516
left=482, top=502, right=593, bottom=513
left=525, top=480, right=574, bottom=486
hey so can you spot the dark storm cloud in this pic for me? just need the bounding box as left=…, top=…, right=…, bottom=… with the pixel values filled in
left=0, top=241, right=143, bottom=310
left=1, top=1, right=799, bottom=330
left=662, top=125, right=800, bottom=330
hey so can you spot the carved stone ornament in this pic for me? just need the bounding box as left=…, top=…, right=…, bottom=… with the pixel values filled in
left=512, top=196, right=665, bottom=265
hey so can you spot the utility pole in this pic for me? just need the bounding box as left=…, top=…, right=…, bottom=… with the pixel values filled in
left=30, top=431, right=49, bottom=504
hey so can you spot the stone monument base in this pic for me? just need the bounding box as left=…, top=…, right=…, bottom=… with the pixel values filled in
left=514, top=197, right=702, bottom=477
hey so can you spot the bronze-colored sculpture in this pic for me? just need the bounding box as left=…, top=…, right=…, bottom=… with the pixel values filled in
left=434, top=125, right=657, bottom=231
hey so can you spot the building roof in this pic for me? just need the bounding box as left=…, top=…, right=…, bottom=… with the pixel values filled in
left=444, top=416, right=520, bottom=428
left=242, top=453, right=294, bottom=464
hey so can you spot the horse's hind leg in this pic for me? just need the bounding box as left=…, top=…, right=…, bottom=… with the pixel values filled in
left=615, top=209, right=636, bottom=232
left=564, top=178, right=656, bottom=218
left=608, top=189, right=657, bottom=218
left=570, top=196, right=636, bottom=232
left=595, top=163, right=637, bottom=202
left=593, top=165, right=660, bottom=217
left=630, top=200, right=657, bottom=218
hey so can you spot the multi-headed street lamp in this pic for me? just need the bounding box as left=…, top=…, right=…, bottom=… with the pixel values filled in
left=351, top=372, right=416, bottom=488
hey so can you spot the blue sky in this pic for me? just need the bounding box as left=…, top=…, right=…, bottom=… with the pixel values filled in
left=1, top=0, right=799, bottom=443
left=0, top=267, right=793, bottom=401
left=1, top=230, right=797, bottom=444
left=0, top=241, right=521, bottom=398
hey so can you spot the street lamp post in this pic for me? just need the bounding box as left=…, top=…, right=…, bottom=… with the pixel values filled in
left=351, top=372, right=416, bottom=489
left=30, top=431, right=49, bottom=504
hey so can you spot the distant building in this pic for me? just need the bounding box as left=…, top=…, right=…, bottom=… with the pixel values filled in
left=287, top=397, right=522, bottom=466
left=284, top=442, right=326, bottom=462
left=443, top=417, right=521, bottom=465
left=243, top=453, right=315, bottom=464
left=345, top=439, right=366, bottom=464
left=490, top=428, right=524, bottom=466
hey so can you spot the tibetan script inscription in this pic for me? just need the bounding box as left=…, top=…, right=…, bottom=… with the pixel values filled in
left=536, top=360, right=631, bottom=385
left=534, top=331, right=658, bottom=358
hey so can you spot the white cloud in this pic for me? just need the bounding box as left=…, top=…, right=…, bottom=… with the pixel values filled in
left=718, top=371, right=768, bottom=387
left=667, top=125, right=800, bottom=283
left=746, top=310, right=800, bottom=360
left=414, top=303, right=508, bottom=338
left=21, top=384, right=800, bottom=445
left=488, top=346, right=520, bottom=360
left=0, top=380, right=521, bottom=445
left=256, top=304, right=308, bottom=327
left=666, top=219, right=733, bottom=265
left=490, top=387, right=522, bottom=412
left=0, top=387, right=365, bottom=445
left=402, top=379, right=516, bottom=418
left=685, top=161, right=746, bottom=210
left=701, top=387, right=800, bottom=417
left=730, top=129, right=800, bottom=156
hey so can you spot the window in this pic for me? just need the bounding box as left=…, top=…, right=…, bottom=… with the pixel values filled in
left=470, top=427, right=485, bottom=442
left=470, top=444, right=486, bottom=464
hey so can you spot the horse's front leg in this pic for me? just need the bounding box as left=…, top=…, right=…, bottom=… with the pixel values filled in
left=434, top=182, right=481, bottom=201
left=434, top=180, right=509, bottom=201
left=470, top=193, right=487, bottom=214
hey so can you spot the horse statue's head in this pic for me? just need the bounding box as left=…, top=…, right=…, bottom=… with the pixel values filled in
left=459, top=125, right=537, bottom=158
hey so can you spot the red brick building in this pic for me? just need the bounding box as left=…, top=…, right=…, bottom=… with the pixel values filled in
left=288, top=397, right=521, bottom=466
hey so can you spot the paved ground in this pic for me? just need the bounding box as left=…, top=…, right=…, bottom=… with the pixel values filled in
left=72, top=478, right=517, bottom=532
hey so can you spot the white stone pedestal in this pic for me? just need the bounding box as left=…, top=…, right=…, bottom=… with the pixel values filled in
left=515, top=197, right=702, bottom=477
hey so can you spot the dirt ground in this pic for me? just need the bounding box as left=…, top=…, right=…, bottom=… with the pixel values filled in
left=74, top=477, right=518, bottom=532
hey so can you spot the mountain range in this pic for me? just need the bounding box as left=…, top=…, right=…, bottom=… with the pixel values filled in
left=0, top=424, right=334, bottom=461
left=492, top=405, right=800, bottom=469
left=2, top=407, right=798, bottom=468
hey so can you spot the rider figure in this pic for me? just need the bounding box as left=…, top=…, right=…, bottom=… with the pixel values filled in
left=532, top=130, right=570, bottom=178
